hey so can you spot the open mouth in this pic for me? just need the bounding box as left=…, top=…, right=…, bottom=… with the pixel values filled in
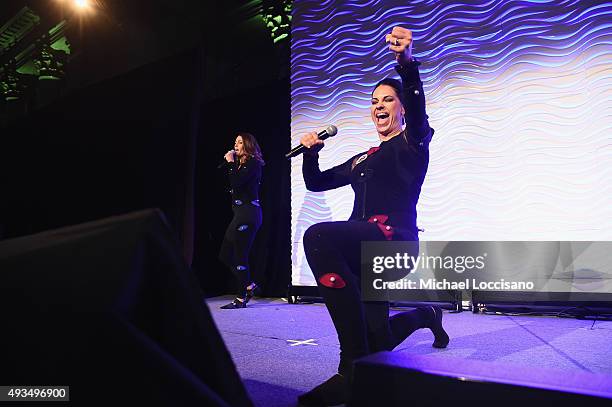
left=376, top=112, right=390, bottom=123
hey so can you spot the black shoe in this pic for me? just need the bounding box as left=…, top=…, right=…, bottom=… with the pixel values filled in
left=297, top=373, right=348, bottom=406
left=245, top=282, right=259, bottom=303
left=425, top=306, right=449, bottom=348
left=220, top=298, right=246, bottom=309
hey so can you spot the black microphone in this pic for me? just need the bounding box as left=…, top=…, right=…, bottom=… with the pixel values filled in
left=285, top=125, right=338, bottom=159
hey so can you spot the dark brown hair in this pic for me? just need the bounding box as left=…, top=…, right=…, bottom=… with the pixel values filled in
left=372, top=78, right=406, bottom=107
left=238, top=132, right=265, bottom=165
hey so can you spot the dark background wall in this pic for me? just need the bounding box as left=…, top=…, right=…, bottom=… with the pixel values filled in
left=0, top=0, right=291, bottom=297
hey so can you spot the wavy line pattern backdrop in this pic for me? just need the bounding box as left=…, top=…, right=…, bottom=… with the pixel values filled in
left=290, top=0, right=612, bottom=286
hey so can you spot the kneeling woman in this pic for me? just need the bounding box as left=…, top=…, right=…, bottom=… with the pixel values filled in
left=298, top=27, right=449, bottom=406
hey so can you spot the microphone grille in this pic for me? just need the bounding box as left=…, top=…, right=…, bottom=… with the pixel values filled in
left=325, top=125, right=338, bottom=137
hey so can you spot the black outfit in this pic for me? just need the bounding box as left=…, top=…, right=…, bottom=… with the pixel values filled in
left=302, top=60, right=438, bottom=377
left=219, top=158, right=262, bottom=299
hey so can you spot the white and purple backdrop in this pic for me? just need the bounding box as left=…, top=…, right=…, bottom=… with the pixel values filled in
left=290, top=0, right=612, bottom=287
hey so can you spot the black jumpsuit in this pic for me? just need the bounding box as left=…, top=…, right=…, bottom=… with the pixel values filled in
left=302, top=60, right=434, bottom=375
left=219, top=158, right=263, bottom=298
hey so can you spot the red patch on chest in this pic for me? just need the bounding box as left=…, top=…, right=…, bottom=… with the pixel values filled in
left=367, top=147, right=380, bottom=156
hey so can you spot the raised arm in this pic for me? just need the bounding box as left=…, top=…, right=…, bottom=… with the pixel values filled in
left=387, top=27, right=434, bottom=145
left=396, top=61, right=433, bottom=144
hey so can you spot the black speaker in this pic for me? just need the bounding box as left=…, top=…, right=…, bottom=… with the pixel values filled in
left=350, top=352, right=612, bottom=406
left=0, top=209, right=252, bottom=406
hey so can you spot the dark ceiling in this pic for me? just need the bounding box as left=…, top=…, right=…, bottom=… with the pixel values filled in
left=1, top=0, right=283, bottom=101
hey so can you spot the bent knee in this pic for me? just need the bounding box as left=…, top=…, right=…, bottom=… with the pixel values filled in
left=303, top=222, right=334, bottom=245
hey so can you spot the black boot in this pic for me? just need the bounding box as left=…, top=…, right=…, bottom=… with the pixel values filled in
left=297, top=373, right=348, bottom=406
left=389, top=306, right=450, bottom=349
left=220, top=298, right=246, bottom=309
left=245, top=282, right=259, bottom=303
left=423, top=306, right=449, bottom=348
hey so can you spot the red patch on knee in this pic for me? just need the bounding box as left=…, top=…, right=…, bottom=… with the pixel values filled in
left=319, top=273, right=346, bottom=288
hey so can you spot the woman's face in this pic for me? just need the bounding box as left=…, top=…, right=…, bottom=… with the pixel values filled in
left=370, top=85, right=405, bottom=137
left=234, top=136, right=245, bottom=157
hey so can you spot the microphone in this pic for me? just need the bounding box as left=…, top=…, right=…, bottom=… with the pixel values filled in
left=217, top=151, right=236, bottom=169
left=285, top=125, right=338, bottom=159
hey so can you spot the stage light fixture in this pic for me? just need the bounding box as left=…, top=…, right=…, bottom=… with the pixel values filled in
left=74, top=0, right=89, bottom=9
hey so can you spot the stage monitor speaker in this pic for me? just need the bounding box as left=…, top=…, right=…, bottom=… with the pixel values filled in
left=350, top=352, right=612, bottom=406
left=0, top=209, right=252, bottom=407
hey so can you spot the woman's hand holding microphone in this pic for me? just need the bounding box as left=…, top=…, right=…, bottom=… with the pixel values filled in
left=300, top=131, right=325, bottom=153
left=224, top=150, right=236, bottom=163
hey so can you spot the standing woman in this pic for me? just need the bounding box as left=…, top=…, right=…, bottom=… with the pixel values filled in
left=219, top=132, right=264, bottom=309
left=297, top=27, right=449, bottom=405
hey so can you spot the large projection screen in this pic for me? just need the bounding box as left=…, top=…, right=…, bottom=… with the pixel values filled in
left=290, top=0, right=612, bottom=288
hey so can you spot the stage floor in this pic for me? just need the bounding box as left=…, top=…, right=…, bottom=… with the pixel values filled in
left=207, top=296, right=612, bottom=407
